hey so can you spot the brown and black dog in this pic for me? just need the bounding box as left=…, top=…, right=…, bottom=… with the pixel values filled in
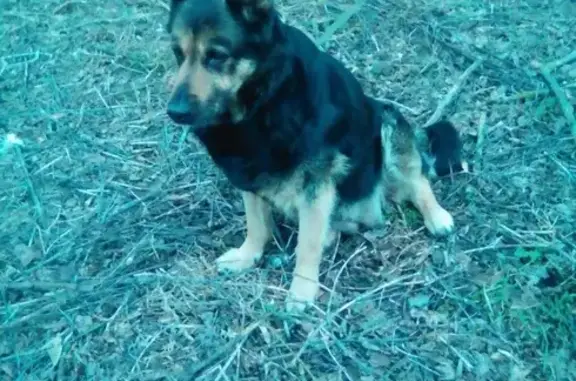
left=165, top=0, right=466, bottom=312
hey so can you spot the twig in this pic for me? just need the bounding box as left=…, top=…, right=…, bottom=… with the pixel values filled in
left=424, top=59, right=483, bottom=127
left=157, top=1, right=170, bottom=11
left=317, top=0, right=367, bottom=47
left=473, top=112, right=487, bottom=172
left=322, top=336, right=355, bottom=381
left=488, top=83, right=576, bottom=103
left=326, top=245, right=366, bottom=313
left=108, top=186, right=164, bottom=219
left=290, top=273, right=416, bottom=366
left=186, top=320, right=261, bottom=379
left=423, top=24, right=533, bottom=89
left=12, top=141, right=44, bottom=223
left=0, top=280, right=81, bottom=291
left=130, top=330, right=163, bottom=374
left=460, top=243, right=559, bottom=256
left=544, top=50, right=576, bottom=71
left=533, top=58, right=576, bottom=140
left=0, top=303, right=59, bottom=330
left=372, top=97, right=421, bottom=115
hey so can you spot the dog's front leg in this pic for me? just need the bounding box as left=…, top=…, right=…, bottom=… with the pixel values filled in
left=216, top=191, right=273, bottom=271
left=286, top=185, right=336, bottom=312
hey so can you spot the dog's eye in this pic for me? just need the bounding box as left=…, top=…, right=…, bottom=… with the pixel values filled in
left=204, top=49, right=230, bottom=70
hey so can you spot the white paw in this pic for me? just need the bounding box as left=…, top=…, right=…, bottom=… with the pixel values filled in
left=424, top=207, right=454, bottom=236
left=324, top=229, right=337, bottom=248
left=285, top=276, right=319, bottom=313
left=215, top=248, right=261, bottom=272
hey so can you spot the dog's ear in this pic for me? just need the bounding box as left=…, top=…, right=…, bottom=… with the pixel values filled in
left=166, top=0, right=186, bottom=33
left=226, top=0, right=273, bottom=24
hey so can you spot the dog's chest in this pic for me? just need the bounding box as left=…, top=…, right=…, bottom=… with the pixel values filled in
left=256, top=153, right=352, bottom=220
left=194, top=124, right=302, bottom=191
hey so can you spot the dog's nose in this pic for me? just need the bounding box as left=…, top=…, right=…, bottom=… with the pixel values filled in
left=167, top=84, right=192, bottom=124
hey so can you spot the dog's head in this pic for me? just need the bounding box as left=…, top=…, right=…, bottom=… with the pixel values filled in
left=165, top=0, right=279, bottom=127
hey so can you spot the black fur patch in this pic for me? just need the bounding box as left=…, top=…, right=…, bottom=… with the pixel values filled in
left=166, top=0, right=465, bottom=207
left=426, top=120, right=464, bottom=176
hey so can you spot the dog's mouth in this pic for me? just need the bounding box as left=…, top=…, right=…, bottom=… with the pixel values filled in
left=167, top=91, right=238, bottom=128
left=166, top=96, right=217, bottom=127
left=167, top=104, right=234, bottom=130
left=167, top=109, right=196, bottom=126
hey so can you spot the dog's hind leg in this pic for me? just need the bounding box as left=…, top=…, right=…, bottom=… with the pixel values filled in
left=381, top=105, right=455, bottom=236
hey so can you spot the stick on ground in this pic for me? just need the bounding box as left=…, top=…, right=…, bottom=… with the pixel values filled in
left=545, top=50, right=576, bottom=71
left=424, top=59, right=483, bottom=127
left=533, top=54, right=576, bottom=140
left=473, top=112, right=487, bottom=172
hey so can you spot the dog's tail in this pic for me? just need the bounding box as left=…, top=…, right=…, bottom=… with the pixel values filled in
left=370, top=97, right=469, bottom=178
left=418, top=120, right=469, bottom=178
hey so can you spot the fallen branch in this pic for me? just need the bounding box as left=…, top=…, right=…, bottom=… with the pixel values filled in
left=423, top=24, right=533, bottom=89
left=544, top=50, right=576, bottom=71
left=0, top=281, right=78, bottom=291
left=425, top=59, right=483, bottom=127
left=372, top=97, right=421, bottom=115
left=539, top=67, right=576, bottom=138
left=488, top=83, right=576, bottom=103
left=533, top=53, right=576, bottom=140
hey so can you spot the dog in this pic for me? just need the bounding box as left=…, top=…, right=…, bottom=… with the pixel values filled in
left=165, top=0, right=466, bottom=312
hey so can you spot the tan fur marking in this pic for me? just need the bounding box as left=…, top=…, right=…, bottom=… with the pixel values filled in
left=407, top=175, right=454, bottom=235
left=180, top=33, right=195, bottom=57
left=383, top=149, right=454, bottom=236
left=189, top=64, right=213, bottom=102
left=379, top=115, right=454, bottom=235
left=171, top=58, right=189, bottom=90
left=257, top=153, right=350, bottom=219
left=286, top=183, right=336, bottom=312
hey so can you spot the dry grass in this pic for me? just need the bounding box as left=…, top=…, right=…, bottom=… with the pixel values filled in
left=1, top=0, right=575, bottom=380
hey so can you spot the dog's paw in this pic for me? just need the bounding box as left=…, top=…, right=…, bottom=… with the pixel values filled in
left=215, top=248, right=261, bottom=272
left=424, top=207, right=454, bottom=236
left=285, top=276, right=319, bottom=313
left=324, top=229, right=338, bottom=248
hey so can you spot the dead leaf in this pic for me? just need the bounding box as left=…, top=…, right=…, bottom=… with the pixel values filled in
left=15, top=244, right=41, bottom=267
left=474, top=353, right=492, bottom=376
left=369, top=353, right=390, bottom=368
left=46, top=334, right=62, bottom=367
left=410, top=309, right=448, bottom=326
left=509, top=364, right=532, bottom=381
left=454, top=252, right=472, bottom=270
left=408, top=293, right=430, bottom=308
left=435, top=358, right=456, bottom=380
left=74, top=315, right=93, bottom=334
left=510, top=289, right=540, bottom=310
left=259, top=325, right=271, bottom=345
left=49, top=113, right=65, bottom=121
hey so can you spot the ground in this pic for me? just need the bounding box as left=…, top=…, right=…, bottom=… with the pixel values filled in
left=1, top=0, right=575, bottom=380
